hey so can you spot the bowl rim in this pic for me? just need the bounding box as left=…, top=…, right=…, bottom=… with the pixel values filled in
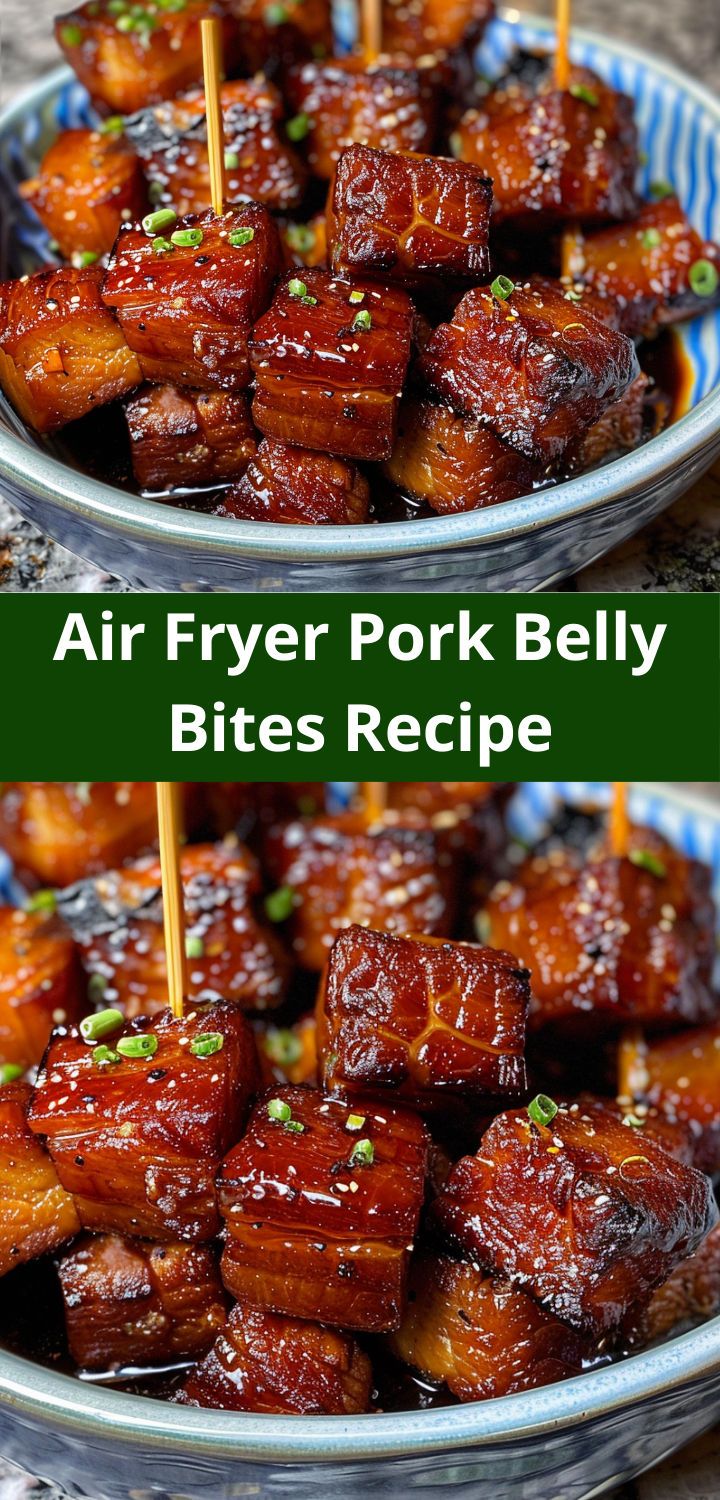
left=0, top=14, right=719, bottom=568
left=0, top=780, right=718, bottom=1461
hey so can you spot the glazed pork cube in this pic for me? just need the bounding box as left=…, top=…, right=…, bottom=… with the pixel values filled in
left=455, top=66, right=638, bottom=228
left=386, top=781, right=514, bottom=879
left=382, top=0, right=493, bottom=63
left=318, top=926, right=529, bottom=1104
left=418, top=279, right=639, bottom=466
left=390, top=1253, right=592, bottom=1400
left=249, top=270, right=414, bottom=461
left=59, top=1234, right=227, bottom=1371
left=20, top=127, right=147, bottom=262
left=218, top=1086, right=429, bottom=1331
left=434, top=1101, right=718, bottom=1335
left=102, top=205, right=282, bottom=391
left=263, top=812, right=455, bottom=969
left=385, top=395, right=539, bottom=512
left=568, top=373, right=649, bottom=472
left=60, top=841, right=290, bottom=1017
left=125, top=385, right=257, bottom=492
left=0, top=905, right=81, bottom=1072
left=328, top=145, right=492, bottom=287
left=627, top=1024, right=720, bottom=1179
left=0, top=1082, right=80, bottom=1278
left=579, top=196, right=720, bottom=339
left=55, top=0, right=240, bottom=116
left=222, top=439, right=370, bottom=524
left=0, top=783, right=158, bottom=887
left=0, top=267, right=141, bottom=434
left=486, top=846, right=716, bottom=1030
left=225, top=0, right=333, bottom=77
left=285, top=58, right=437, bottom=179
left=28, top=1001, right=258, bottom=1241
left=177, top=1302, right=372, bottom=1413
left=125, top=80, right=307, bottom=217
left=631, top=1222, right=720, bottom=1345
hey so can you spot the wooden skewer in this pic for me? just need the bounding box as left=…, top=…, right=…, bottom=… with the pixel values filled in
left=560, top=223, right=583, bottom=283
left=609, top=780, right=630, bottom=858
left=555, top=0, right=571, bottom=90
left=617, top=1026, right=649, bottom=1106
left=360, top=781, right=387, bottom=824
left=201, top=16, right=226, bottom=217
left=361, top=0, right=382, bottom=64
left=156, top=781, right=187, bottom=1020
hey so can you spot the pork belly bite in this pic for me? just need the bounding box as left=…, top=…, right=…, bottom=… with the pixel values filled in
left=327, top=145, right=492, bottom=286
left=418, top=279, right=639, bottom=466
left=263, top=812, right=454, bottom=969
left=631, top=1221, right=720, bottom=1346
left=28, top=1001, right=258, bottom=1241
left=567, top=373, right=649, bottom=472
left=485, top=846, right=716, bottom=1030
left=385, top=395, right=539, bottom=512
left=20, top=128, right=146, bottom=262
left=626, top=1024, right=720, bottom=1179
left=390, top=1252, right=592, bottom=1400
left=177, top=1302, right=372, bottom=1413
left=0, top=783, right=158, bottom=888
left=102, top=205, right=282, bottom=392
left=55, top=0, right=239, bottom=116
left=455, top=66, right=638, bottom=228
left=382, top=0, right=493, bottom=63
left=225, top=0, right=333, bottom=77
left=59, top=1233, right=227, bottom=1371
left=285, top=58, right=437, bottom=179
left=249, top=270, right=414, bottom=461
left=579, top=196, right=720, bottom=339
left=0, top=267, right=141, bottom=434
left=125, top=80, right=307, bottom=218
left=318, top=926, right=529, bottom=1105
left=218, top=1085, right=429, bottom=1331
left=434, top=1101, right=718, bottom=1335
left=59, top=841, right=290, bottom=1017
left=0, top=906, right=82, bottom=1072
left=125, top=385, right=257, bottom=492
left=222, top=439, right=370, bottom=524
left=0, top=1082, right=80, bottom=1278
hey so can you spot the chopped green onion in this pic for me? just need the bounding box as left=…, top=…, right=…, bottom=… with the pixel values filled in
left=264, top=885, right=294, bottom=922
left=171, top=227, right=204, bottom=248
left=287, top=277, right=308, bottom=299
left=622, top=1112, right=646, bottom=1129
left=346, top=1113, right=366, bottom=1132
left=267, top=1097, right=292, bottom=1123
left=527, top=1093, right=558, bottom=1128
left=152, top=236, right=173, bottom=253
left=301, top=293, right=317, bottom=305
left=0, top=1064, right=24, bottom=1086
left=80, top=1008, right=124, bottom=1043
left=629, top=848, right=667, bottom=879
left=448, top=131, right=462, bottom=158
left=116, top=13, right=138, bottom=30
left=107, top=0, right=128, bottom=11
left=185, top=934, right=205, bottom=959
left=156, top=0, right=187, bottom=9
left=25, top=889, right=57, bottom=915
left=285, top=1119, right=305, bottom=1133
left=286, top=224, right=316, bottom=253
left=689, top=258, right=719, bottom=298
left=352, top=309, right=372, bottom=331
left=264, top=1028, right=303, bottom=1066
left=264, top=3, right=288, bottom=22
left=60, top=24, right=84, bottom=46
left=87, top=973, right=107, bottom=1003
left=649, top=180, right=674, bottom=200
left=116, top=1034, right=158, bottom=1059
left=569, top=82, right=599, bottom=107
left=286, top=112, right=311, bottom=142
left=190, top=1032, right=224, bottom=1058
left=142, top=207, right=177, bottom=235
left=348, top=289, right=364, bottom=305
left=93, top=1045, right=121, bottom=1066
left=224, top=150, right=240, bottom=170
left=490, top=274, right=514, bottom=301
left=148, top=180, right=165, bottom=203
left=100, top=115, right=125, bottom=134
left=229, top=227, right=255, bottom=247
left=77, top=250, right=100, bottom=267
left=640, top=228, right=661, bottom=249
left=349, top=1137, right=374, bottom=1167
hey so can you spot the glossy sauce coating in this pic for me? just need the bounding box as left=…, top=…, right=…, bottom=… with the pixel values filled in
left=0, top=783, right=159, bottom=887
left=285, top=58, right=438, bottom=179
left=385, top=395, right=540, bottom=512
left=125, top=385, right=257, bottom=492
left=222, top=439, right=370, bottom=524
left=0, top=1082, right=81, bottom=1279
left=20, top=128, right=147, bottom=261
left=579, top=196, right=720, bottom=338
left=0, top=906, right=82, bottom=1072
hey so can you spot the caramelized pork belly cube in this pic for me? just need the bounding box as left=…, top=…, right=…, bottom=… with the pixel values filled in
left=199, top=781, right=325, bottom=838
left=633, top=1024, right=720, bottom=1178
left=55, top=0, right=239, bottom=116
left=418, top=280, right=639, bottom=466
left=486, top=849, right=716, bottom=1030
left=382, top=0, right=493, bottom=63
left=579, top=196, right=720, bottom=339
left=225, top=0, right=333, bottom=77
left=125, top=385, right=257, bottom=492
left=177, top=1302, right=372, bottom=1413
left=281, top=214, right=328, bottom=272
left=567, top=373, right=649, bottom=472
left=385, top=395, right=539, bottom=512
left=61, top=841, right=290, bottom=1017
left=28, top=1001, right=258, bottom=1241
left=263, top=812, right=454, bottom=969
left=285, top=58, right=437, bottom=179
left=0, top=1082, right=80, bottom=1278
left=434, top=1101, right=718, bottom=1335
left=102, top=205, right=281, bottom=391
left=0, top=783, right=158, bottom=888
left=0, top=267, right=141, bottom=434
left=386, top=781, right=515, bottom=876
left=328, top=145, right=492, bottom=286
left=223, top=439, right=370, bottom=524
left=0, top=906, right=81, bottom=1072
left=631, top=1222, right=720, bottom=1345
left=126, top=80, right=307, bottom=217
left=20, top=128, right=146, bottom=262
left=219, top=1086, right=429, bottom=1331
left=455, top=66, right=638, bottom=228
left=249, top=270, right=414, bottom=461
left=391, top=1252, right=591, bottom=1400
left=59, top=1233, right=227, bottom=1371
left=318, top=926, right=529, bottom=1104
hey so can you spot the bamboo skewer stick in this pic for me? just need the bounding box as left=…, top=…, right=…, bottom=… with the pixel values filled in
left=560, top=223, right=583, bottom=283
left=609, top=781, right=630, bottom=858
left=201, top=16, right=226, bottom=216
left=156, top=781, right=187, bottom=1020
left=360, top=781, right=388, bottom=824
left=361, top=0, right=382, bottom=64
left=555, top=0, right=571, bottom=90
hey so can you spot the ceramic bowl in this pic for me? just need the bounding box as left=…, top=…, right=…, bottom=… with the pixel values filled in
left=0, top=780, right=719, bottom=1500
left=0, top=15, right=719, bottom=591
